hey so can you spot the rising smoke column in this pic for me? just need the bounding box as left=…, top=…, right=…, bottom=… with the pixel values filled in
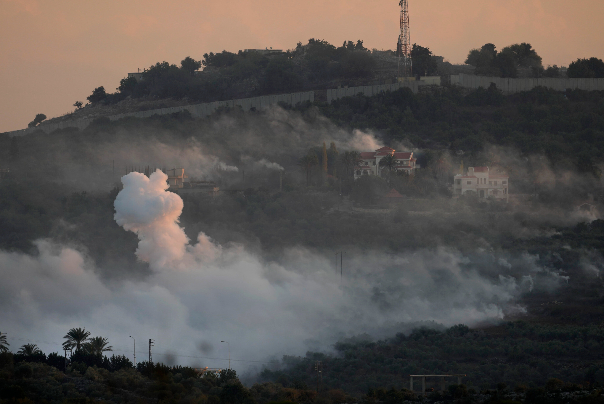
left=114, top=170, right=189, bottom=270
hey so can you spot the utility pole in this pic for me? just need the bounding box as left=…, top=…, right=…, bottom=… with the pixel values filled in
left=148, top=339, right=154, bottom=363
left=315, top=361, right=322, bottom=393
left=341, top=251, right=345, bottom=281
left=221, top=341, right=230, bottom=369
left=129, top=336, right=136, bottom=366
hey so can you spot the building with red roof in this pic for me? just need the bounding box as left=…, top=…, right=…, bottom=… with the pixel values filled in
left=354, top=147, right=417, bottom=179
left=453, top=166, right=509, bottom=202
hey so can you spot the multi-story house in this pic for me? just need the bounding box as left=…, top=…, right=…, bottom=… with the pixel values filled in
left=453, top=166, right=509, bottom=202
left=354, top=147, right=417, bottom=179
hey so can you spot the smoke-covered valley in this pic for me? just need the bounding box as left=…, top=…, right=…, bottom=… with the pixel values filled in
left=1, top=98, right=604, bottom=378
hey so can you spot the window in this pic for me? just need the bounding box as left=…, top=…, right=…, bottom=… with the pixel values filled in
left=489, top=181, right=492, bottom=186
left=456, top=179, right=461, bottom=185
left=504, top=188, right=507, bottom=194
left=494, top=181, right=498, bottom=186
left=503, top=181, right=507, bottom=185
left=373, top=161, right=376, bottom=166
left=467, top=181, right=472, bottom=185
left=356, top=170, right=361, bottom=176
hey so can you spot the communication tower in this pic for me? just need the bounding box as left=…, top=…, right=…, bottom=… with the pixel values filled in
left=397, top=0, right=412, bottom=77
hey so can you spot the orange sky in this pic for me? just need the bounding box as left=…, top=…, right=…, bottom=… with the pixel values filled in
left=1, top=0, right=603, bottom=133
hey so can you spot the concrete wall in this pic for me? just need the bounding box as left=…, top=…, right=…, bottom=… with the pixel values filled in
left=5, top=91, right=315, bottom=137
left=451, top=73, right=604, bottom=94
left=326, top=81, right=425, bottom=103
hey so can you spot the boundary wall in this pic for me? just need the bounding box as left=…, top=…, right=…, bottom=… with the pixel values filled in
left=451, top=73, right=604, bottom=94
left=5, top=91, right=315, bottom=137
left=326, top=81, right=422, bottom=103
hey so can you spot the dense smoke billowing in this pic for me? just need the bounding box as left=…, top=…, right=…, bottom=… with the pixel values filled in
left=0, top=168, right=575, bottom=370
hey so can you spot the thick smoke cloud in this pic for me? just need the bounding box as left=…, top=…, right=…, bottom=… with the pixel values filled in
left=0, top=171, right=571, bottom=368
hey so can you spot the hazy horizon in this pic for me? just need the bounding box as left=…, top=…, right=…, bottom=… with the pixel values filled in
left=1, top=0, right=604, bottom=133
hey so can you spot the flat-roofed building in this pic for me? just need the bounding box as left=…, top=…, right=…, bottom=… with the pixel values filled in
left=453, top=166, right=509, bottom=202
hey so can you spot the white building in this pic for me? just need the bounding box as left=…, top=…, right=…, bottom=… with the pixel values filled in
left=354, top=147, right=417, bottom=179
left=453, top=167, right=509, bottom=202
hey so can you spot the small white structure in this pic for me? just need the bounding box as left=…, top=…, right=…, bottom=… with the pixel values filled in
left=354, top=147, right=417, bottom=179
left=453, top=166, right=509, bottom=202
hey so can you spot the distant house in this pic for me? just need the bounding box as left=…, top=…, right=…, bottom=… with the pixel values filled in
left=354, top=147, right=417, bottom=180
left=127, top=72, right=144, bottom=82
left=166, top=168, right=187, bottom=189
left=453, top=167, right=509, bottom=202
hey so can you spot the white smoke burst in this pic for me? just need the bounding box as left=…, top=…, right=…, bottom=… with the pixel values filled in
left=0, top=170, right=570, bottom=369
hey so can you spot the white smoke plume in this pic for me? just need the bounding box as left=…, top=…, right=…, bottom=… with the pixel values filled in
left=114, top=171, right=189, bottom=270
left=0, top=171, right=572, bottom=370
left=254, top=159, right=284, bottom=171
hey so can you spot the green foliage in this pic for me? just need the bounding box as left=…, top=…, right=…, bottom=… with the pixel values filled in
left=181, top=56, right=202, bottom=75
left=117, top=76, right=137, bottom=95
left=465, top=43, right=540, bottom=78
left=86, top=86, right=107, bottom=103
left=411, top=44, right=438, bottom=76
left=27, top=113, right=47, bottom=128
left=263, top=56, right=302, bottom=93
left=63, top=327, right=90, bottom=352
left=0, top=334, right=9, bottom=353
left=568, top=58, right=604, bottom=78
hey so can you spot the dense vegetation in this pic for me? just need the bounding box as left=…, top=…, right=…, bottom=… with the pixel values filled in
left=261, top=322, right=604, bottom=394
left=3, top=66, right=604, bottom=402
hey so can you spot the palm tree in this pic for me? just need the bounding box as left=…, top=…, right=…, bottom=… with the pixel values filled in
left=0, top=334, right=9, bottom=353
left=63, top=327, right=90, bottom=352
left=84, top=336, right=113, bottom=356
left=18, top=343, right=42, bottom=355
left=379, top=154, right=397, bottom=182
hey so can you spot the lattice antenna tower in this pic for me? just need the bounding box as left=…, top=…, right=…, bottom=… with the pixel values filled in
left=397, top=0, right=411, bottom=77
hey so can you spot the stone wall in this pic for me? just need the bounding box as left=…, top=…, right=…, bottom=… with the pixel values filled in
left=451, top=73, right=604, bottom=93
left=5, top=91, right=315, bottom=137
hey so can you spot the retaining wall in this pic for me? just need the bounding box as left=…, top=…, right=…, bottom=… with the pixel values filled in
left=326, top=81, right=423, bottom=103
left=451, top=73, right=604, bottom=94
left=5, top=91, right=315, bottom=137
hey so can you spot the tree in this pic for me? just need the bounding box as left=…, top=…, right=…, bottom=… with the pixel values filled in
left=181, top=56, right=202, bottom=76
left=298, top=152, right=319, bottom=186
left=262, top=56, right=302, bottom=93
left=501, top=43, right=542, bottom=69
left=322, top=142, right=328, bottom=174
left=0, top=333, right=9, bottom=353
left=568, top=57, right=604, bottom=78
left=327, top=142, right=339, bottom=176
left=379, top=154, right=397, bottom=180
left=63, top=327, right=90, bottom=352
left=27, top=113, right=47, bottom=127
left=18, top=343, right=42, bottom=355
left=340, top=151, right=361, bottom=178
left=84, top=336, right=113, bottom=356
left=117, top=76, right=138, bottom=94
left=73, top=101, right=83, bottom=110
left=410, top=44, right=438, bottom=77
left=87, top=86, right=107, bottom=103
left=465, top=43, right=497, bottom=69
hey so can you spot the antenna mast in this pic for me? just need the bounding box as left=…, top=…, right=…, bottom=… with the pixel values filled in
left=397, top=0, right=411, bottom=77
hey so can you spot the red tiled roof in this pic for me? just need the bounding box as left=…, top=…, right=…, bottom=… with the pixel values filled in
left=384, top=188, right=404, bottom=199
left=375, top=147, right=395, bottom=152
left=490, top=174, right=509, bottom=179
left=394, top=152, right=413, bottom=159
left=360, top=152, right=375, bottom=159
left=473, top=167, right=489, bottom=172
